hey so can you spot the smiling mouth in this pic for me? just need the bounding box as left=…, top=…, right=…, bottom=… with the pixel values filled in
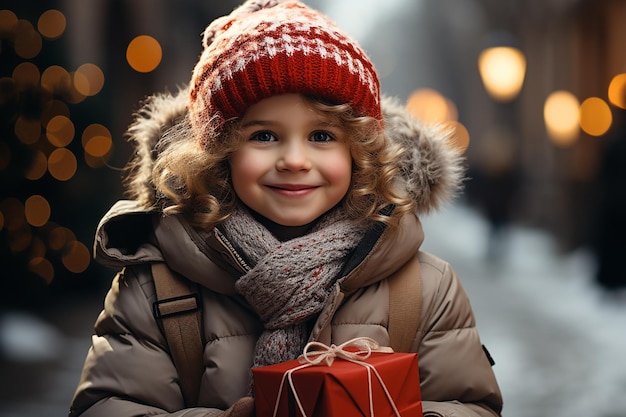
left=270, top=184, right=315, bottom=191
left=267, top=184, right=318, bottom=196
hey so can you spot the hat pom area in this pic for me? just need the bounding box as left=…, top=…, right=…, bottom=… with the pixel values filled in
left=188, top=0, right=382, bottom=150
left=202, top=0, right=289, bottom=48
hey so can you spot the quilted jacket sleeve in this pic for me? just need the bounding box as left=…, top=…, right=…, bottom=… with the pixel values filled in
left=416, top=252, right=503, bottom=417
left=68, top=266, right=226, bottom=417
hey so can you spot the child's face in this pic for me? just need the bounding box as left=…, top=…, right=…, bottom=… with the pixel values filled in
left=230, top=94, right=352, bottom=227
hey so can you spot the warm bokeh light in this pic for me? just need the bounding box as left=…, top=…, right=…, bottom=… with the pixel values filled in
left=544, top=90, right=580, bottom=146
left=12, top=61, right=40, bottom=86
left=82, top=123, right=113, bottom=157
left=73, top=63, right=105, bottom=96
left=579, top=97, right=612, bottom=136
left=37, top=9, right=66, bottom=40
left=406, top=88, right=458, bottom=125
left=29, top=257, right=54, bottom=284
left=25, top=151, right=47, bottom=180
left=2, top=7, right=108, bottom=286
left=48, top=225, right=75, bottom=251
left=0, top=10, right=18, bottom=37
left=25, top=194, right=51, bottom=227
left=84, top=134, right=113, bottom=158
left=14, top=19, right=42, bottom=59
left=62, top=240, right=90, bottom=273
left=478, top=46, right=526, bottom=102
left=41, top=65, right=71, bottom=94
left=127, top=35, right=162, bottom=73
left=15, top=116, right=41, bottom=144
left=608, top=73, right=626, bottom=110
left=48, top=148, right=77, bottom=181
left=46, top=115, right=74, bottom=147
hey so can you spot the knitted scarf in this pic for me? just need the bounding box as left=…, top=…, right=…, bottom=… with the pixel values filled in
left=220, top=207, right=367, bottom=368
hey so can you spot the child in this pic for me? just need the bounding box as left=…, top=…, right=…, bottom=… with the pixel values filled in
left=70, top=1, right=503, bottom=416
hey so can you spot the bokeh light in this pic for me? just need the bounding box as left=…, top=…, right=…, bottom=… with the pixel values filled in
left=82, top=123, right=113, bottom=165
left=478, top=46, right=526, bottom=102
left=73, top=63, right=105, bottom=96
left=48, top=148, right=77, bottom=181
left=48, top=225, right=75, bottom=251
left=62, top=240, right=90, bottom=273
left=2, top=6, right=114, bottom=286
left=0, top=10, right=18, bottom=37
left=29, top=257, right=54, bottom=284
left=608, top=73, right=626, bottom=110
left=126, top=35, right=162, bottom=73
left=25, top=151, right=47, bottom=180
left=46, top=115, right=74, bottom=147
left=37, top=9, right=66, bottom=40
left=25, top=194, right=51, bottom=227
left=406, top=88, right=458, bottom=125
left=41, top=65, right=71, bottom=94
left=544, top=90, right=580, bottom=146
left=579, top=97, right=612, bottom=136
left=14, top=19, right=42, bottom=59
left=12, top=61, right=40, bottom=86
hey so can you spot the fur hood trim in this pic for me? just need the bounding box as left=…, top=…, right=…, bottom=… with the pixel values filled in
left=125, top=87, right=464, bottom=214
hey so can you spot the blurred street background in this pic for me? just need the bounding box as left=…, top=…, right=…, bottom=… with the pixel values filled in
left=1, top=0, right=625, bottom=416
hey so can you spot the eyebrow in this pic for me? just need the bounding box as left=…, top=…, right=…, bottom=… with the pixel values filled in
left=240, top=120, right=273, bottom=128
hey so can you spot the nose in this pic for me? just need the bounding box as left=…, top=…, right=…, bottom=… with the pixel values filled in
left=276, top=141, right=312, bottom=171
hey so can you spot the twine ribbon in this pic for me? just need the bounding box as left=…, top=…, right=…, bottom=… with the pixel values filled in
left=271, top=337, right=402, bottom=417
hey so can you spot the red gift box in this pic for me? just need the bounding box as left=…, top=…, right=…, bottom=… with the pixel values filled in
left=252, top=338, right=422, bottom=417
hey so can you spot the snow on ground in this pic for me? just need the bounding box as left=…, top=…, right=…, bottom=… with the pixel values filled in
left=421, top=204, right=626, bottom=417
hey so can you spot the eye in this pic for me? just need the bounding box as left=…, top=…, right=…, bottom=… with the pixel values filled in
left=250, top=130, right=276, bottom=142
left=310, top=131, right=334, bottom=143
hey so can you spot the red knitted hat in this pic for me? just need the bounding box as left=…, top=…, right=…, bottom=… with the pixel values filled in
left=188, top=0, right=382, bottom=148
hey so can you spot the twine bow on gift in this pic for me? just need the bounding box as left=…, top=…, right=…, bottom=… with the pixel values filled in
left=272, top=337, right=403, bottom=417
left=299, top=337, right=394, bottom=367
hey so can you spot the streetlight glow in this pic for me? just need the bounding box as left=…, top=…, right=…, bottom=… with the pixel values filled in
left=478, top=46, right=527, bottom=102
left=544, top=90, right=580, bottom=146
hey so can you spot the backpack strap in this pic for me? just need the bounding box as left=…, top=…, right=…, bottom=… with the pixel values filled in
left=388, top=257, right=422, bottom=352
left=151, top=263, right=204, bottom=407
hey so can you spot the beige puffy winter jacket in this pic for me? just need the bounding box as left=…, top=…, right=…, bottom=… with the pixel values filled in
left=69, top=90, right=503, bottom=417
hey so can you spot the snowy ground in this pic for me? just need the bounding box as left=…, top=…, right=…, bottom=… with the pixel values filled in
left=421, top=204, right=626, bottom=417
left=1, top=204, right=625, bottom=417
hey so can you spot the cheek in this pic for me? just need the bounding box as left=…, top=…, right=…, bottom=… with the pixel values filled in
left=230, top=150, right=260, bottom=196
left=322, top=151, right=353, bottom=191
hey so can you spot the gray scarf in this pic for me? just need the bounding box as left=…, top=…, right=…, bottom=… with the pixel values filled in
left=221, top=207, right=367, bottom=368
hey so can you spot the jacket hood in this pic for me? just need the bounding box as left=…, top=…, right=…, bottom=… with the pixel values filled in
left=125, top=87, right=464, bottom=214
left=94, top=88, right=464, bottom=289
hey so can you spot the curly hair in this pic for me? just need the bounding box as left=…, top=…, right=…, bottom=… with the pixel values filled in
left=145, top=95, right=415, bottom=231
